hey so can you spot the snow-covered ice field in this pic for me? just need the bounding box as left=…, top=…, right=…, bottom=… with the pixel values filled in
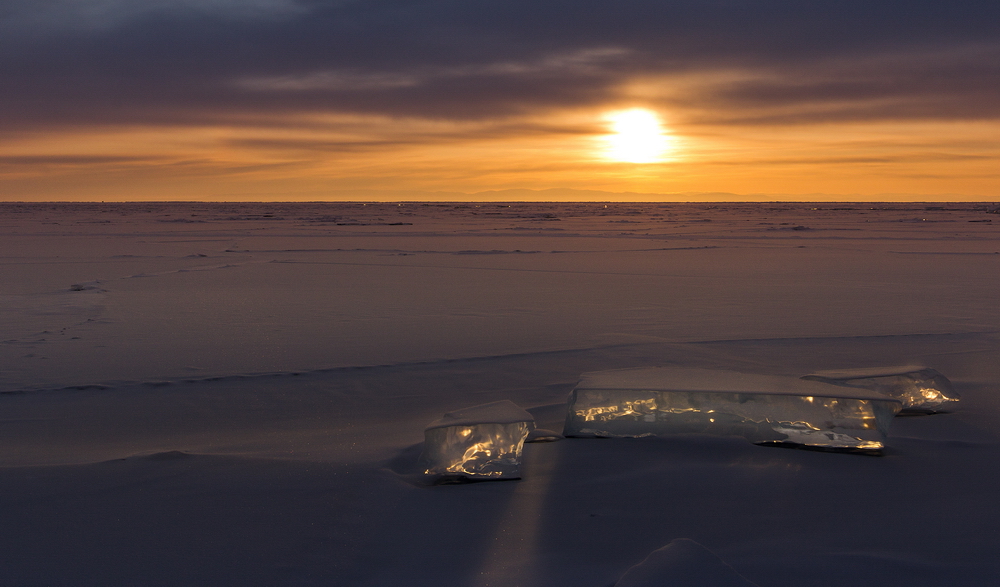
left=2, top=201, right=999, bottom=586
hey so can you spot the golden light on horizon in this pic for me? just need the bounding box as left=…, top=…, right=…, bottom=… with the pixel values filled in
left=603, top=108, right=670, bottom=163
left=4, top=109, right=1000, bottom=201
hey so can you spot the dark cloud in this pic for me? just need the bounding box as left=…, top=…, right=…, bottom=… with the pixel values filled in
left=678, top=43, right=1000, bottom=124
left=2, top=0, right=999, bottom=128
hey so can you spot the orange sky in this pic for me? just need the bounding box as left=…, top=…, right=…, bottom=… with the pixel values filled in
left=2, top=2, right=998, bottom=201
left=5, top=112, right=996, bottom=201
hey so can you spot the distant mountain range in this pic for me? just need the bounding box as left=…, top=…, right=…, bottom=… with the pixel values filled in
left=298, top=188, right=991, bottom=202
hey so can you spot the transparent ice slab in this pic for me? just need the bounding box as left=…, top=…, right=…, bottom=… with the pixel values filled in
left=563, top=368, right=902, bottom=453
left=419, top=400, right=534, bottom=480
left=802, top=365, right=959, bottom=413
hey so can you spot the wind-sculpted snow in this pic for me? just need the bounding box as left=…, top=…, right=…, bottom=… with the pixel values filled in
left=615, top=539, right=760, bottom=587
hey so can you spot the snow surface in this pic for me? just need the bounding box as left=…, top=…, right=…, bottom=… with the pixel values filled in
left=2, top=202, right=1000, bottom=586
left=614, top=539, right=760, bottom=587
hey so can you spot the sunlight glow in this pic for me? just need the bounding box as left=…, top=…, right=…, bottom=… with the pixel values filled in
left=604, top=108, right=670, bottom=163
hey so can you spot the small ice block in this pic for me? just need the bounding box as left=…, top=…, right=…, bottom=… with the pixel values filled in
left=419, top=400, right=534, bottom=480
left=563, top=368, right=902, bottom=453
left=802, top=365, right=959, bottom=413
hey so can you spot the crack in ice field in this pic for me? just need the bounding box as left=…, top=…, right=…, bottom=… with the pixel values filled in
left=890, top=250, right=1000, bottom=255
left=263, top=257, right=751, bottom=278
left=0, top=337, right=663, bottom=395
left=123, top=263, right=246, bottom=278
left=224, top=245, right=719, bottom=254
left=690, top=331, right=1000, bottom=346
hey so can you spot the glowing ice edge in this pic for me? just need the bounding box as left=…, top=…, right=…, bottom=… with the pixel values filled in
left=563, top=368, right=902, bottom=453
left=420, top=400, right=535, bottom=479
left=801, top=365, right=959, bottom=413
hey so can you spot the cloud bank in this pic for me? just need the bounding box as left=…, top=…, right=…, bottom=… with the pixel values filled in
left=3, top=0, right=998, bottom=128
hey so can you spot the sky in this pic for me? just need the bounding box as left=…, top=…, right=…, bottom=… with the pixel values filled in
left=1, top=0, right=998, bottom=201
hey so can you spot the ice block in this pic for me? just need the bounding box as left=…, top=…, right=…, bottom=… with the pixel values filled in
left=802, top=365, right=959, bottom=413
left=419, top=400, right=535, bottom=479
left=563, top=367, right=902, bottom=453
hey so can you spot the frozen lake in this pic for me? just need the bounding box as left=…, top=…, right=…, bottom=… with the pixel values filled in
left=2, top=201, right=999, bottom=586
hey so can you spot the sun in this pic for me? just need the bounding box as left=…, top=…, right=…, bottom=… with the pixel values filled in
left=603, top=108, right=670, bottom=163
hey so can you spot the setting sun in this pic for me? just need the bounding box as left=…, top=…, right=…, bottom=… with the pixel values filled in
left=604, top=108, right=670, bottom=163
